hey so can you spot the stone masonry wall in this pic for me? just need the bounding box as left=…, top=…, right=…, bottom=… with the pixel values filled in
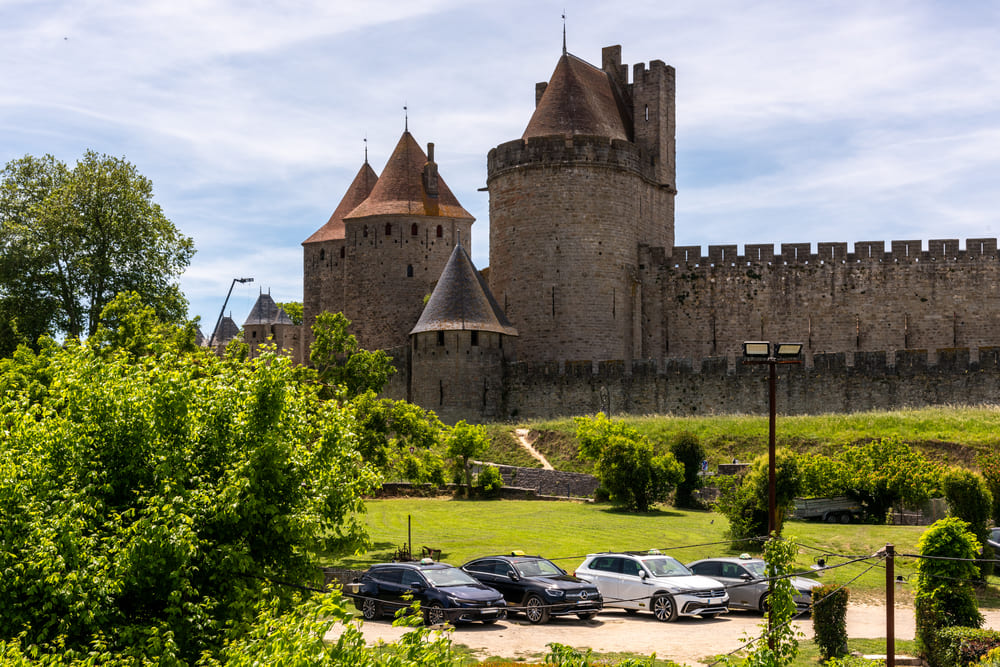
left=471, top=462, right=599, bottom=499
left=643, top=239, right=1000, bottom=362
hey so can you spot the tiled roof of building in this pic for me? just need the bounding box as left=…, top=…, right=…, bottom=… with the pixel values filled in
left=523, top=53, right=629, bottom=141
left=410, top=242, right=518, bottom=336
left=214, top=316, right=240, bottom=345
left=303, top=161, right=378, bottom=244
left=243, top=292, right=294, bottom=326
left=346, top=131, right=473, bottom=220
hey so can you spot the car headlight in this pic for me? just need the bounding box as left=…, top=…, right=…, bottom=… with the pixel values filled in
left=546, top=588, right=565, bottom=598
left=446, top=595, right=464, bottom=605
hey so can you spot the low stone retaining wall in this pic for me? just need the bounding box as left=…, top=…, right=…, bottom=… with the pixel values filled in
left=472, top=462, right=599, bottom=499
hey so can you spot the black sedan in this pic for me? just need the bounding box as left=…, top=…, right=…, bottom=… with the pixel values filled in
left=350, top=560, right=506, bottom=625
left=462, top=553, right=603, bottom=623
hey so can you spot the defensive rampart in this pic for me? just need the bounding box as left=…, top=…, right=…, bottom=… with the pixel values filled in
left=501, top=347, right=1000, bottom=420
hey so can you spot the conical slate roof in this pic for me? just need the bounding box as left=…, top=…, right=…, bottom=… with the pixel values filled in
left=243, top=292, right=294, bottom=326
left=346, top=131, right=473, bottom=220
left=303, top=161, right=378, bottom=244
left=214, top=316, right=240, bottom=344
left=410, top=243, right=518, bottom=336
left=523, top=53, right=629, bottom=141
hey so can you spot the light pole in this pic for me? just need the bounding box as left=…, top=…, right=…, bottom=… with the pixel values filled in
left=208, top=277, right=254, bottom=348
left=742, top=340, right=803, bottom=651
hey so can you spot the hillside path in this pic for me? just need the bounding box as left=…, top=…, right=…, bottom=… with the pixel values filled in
left=514, top=428, right=554, bottom=470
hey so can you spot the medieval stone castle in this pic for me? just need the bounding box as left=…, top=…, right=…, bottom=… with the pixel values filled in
left=234, top=43, right=1000, bottom=423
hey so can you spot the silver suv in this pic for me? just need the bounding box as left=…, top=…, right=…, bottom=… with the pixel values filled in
left=575, top=551, right=728, bottom=621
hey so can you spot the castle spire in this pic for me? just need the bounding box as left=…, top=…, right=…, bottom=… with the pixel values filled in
left=562, top=11, right=567, bottom=55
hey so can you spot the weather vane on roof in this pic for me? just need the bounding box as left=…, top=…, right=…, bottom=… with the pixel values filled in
left=404, top=103, right=408, bottom=132
left=363, top=135, right=368, bottom=163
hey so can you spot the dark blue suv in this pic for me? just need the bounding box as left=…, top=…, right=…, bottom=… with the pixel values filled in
left=351, top=560, right=506, bottom=625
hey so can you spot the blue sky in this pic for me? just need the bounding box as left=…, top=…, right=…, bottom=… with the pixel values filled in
left=3, top=0, right=1000, bottom=330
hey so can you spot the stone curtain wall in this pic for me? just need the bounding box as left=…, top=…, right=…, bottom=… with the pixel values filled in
left=500, top=347, right=1000, bottom=420
left=641, top=239, right=1000, bottom=362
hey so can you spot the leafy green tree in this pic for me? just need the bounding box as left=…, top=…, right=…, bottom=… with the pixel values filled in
left=915, top=518, right=983, bottom=665
left=0, top=151, right=194, bottom=351
left=976, top=451, right=1000, bottom=525
left=350, top=390, right=445, bottom=485
left=575, top=414, right=682, bottom=512
left=0, top=301, right=378, bottom=662
left=310, top=311, right=395, bottom=399
left=841, top=438, right=942, bottom=521
left=447, top=420, right=491, bottom=489
left=276, top=300, right=303, bottom=325
left=797, top=453, right=851, bottom=498
left=942, top=468, right=993, bottom=578
left=670, top=431, right=706, bottom=509
left=715, top=450, right=801, bottom=541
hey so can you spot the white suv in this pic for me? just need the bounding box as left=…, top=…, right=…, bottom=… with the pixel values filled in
left=575, top=551, right=728, bottom=622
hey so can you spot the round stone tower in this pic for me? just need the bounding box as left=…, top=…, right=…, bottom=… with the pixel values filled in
left=487, top=45, right=675, bottom=363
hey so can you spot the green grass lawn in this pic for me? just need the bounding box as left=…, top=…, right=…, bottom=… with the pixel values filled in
left=322, top=497, right=1000, bottom=606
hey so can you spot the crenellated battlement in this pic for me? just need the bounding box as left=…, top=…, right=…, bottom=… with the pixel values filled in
left=487, top=134, right=642, bottom=177
left=666, top=239, right=999, bottom=267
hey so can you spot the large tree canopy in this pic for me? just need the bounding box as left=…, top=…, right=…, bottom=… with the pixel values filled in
left=0, top=151, right=194, bottom=351
left=0, top=296, right=377, bottom=662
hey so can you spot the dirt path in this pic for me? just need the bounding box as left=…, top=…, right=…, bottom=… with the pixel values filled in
left=326, top=605, right=1000, bottom=666
left=514, top=428, right=554, bottom=470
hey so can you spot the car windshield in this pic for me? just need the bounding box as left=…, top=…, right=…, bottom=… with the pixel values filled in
left=514, top=558, right=564, bottom=578
left=742, top=561, right=767, bottom=578
left=641, top=556, right=692, bottom=577
left=422, top=567, right=480, bottom=587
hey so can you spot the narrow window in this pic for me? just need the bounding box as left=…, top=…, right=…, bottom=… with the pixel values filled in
left=319, top=248, right=325, bottom=260
left=363, top=226, right=368, bottom=238
left=385, top=223, right=392, bottom=236
left=645, top=104, right=649, bottom=121
left=340, top=246, right=345, bottom=258
left=470, top=330, right=479, bottom=346
left=439, top=380, right=444, bottom=406
left=437, top=331, right=444, bottom=346
left=411, top=223, right=419, bottom=236
left=436, top=225, right=443, bottom=238
left=406, top=264, right=413, bottom=277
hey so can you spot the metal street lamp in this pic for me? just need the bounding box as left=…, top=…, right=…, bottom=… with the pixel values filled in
left=742, top=340, right=802, bottom=651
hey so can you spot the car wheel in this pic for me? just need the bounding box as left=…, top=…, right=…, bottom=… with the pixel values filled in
left=577, top=611, right=598, bottom=621
left=839, top=512, right=852, bottom=524
left=524, top=595, right=550, bottom=624
left=424, top=602, right=447, bottom=625
left=651, top=594, right=677, bottom=622
left=824, top=513, right=837, bottom=523
left=759, top=594, right=770, bottom=613
left=361, top=597, right=379, bottom=621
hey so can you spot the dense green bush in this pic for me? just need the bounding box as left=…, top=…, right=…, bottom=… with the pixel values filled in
left=475, top=464, right=504, bottom=497
left=975, top=451, right=1000, bottom=526
left=670, top=431, right=706, bottom=509
left=942, top=468, right=993, bottom=578
left=935, top=627, right=1000, bottom=667
left=811, top=583, right=850, bottom=660
left=715, top=450, right=801, bottom=541
left=915, top=518, right=984, bottom=666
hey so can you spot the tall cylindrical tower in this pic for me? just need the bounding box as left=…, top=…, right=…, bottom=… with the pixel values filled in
left=487, top=46, right=675, bottom=363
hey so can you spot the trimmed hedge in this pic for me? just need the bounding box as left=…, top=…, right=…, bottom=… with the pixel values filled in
left=934, top=627, right=1000, bottom=667
left=812, top=583, right=849, bottom=660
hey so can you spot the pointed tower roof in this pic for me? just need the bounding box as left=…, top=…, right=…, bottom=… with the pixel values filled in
left=243, top=292, right=294, bottom=326
left=411, top=243, right=518, bottom=336
left=303, top=161, right=378, bottom=244
left=346, top=131, right=473, bottom=220
left=214, top=316, right=240, bottom=344
left=523, top=53, right=629, bottom=141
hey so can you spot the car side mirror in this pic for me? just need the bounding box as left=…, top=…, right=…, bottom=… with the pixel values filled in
left=507, top=570, right=520, bottom=581
left=639, top=570, right=648, bottom=579
left=741, top=574, right=753, bottom=582
left=410, top=582, right=425, bottom=590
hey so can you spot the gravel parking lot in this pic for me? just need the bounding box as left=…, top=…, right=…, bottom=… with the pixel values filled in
left=326, top=604, right=1000, bottom=666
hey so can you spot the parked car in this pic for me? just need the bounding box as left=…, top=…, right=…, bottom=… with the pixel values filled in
left=687, top=555, right=820, bottom=612
left=462, top=553, right=603, bottom=624
left=574, top=551, right=729, bottom=621
left=349, top=559, right=506, bottom=624
left=988, top=527, right=1000, bottom=556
